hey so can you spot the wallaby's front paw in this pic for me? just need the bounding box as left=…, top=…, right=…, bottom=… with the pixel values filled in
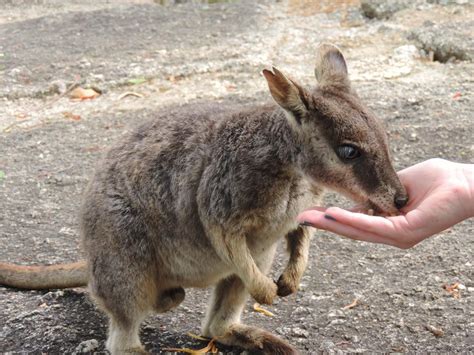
left=250, top=278, right=278, bottom=305
left=276, top=272, right=299, bottom=297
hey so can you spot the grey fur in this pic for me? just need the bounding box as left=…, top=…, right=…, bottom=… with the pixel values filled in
left=0, top=44, right=407, bottom=354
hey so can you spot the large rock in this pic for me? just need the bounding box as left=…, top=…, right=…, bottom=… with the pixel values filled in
left=408, top=20, right=474, bottom=62
left=360, top=0, right=412, bottom=19
left=427, top=0, right=470, bottom=4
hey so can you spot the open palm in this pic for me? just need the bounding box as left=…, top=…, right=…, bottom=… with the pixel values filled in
left=297, top=159, right=473, bottom=249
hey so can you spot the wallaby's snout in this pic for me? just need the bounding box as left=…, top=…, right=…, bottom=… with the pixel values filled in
left=263, top=43, right=407, bottom=215
left=395, top=194, right=409, bottom=209
left=367, top=164, right=408, bottom=214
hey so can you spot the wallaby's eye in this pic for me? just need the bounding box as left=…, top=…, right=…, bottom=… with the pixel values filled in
left=336, top=144, right=361, bottom=161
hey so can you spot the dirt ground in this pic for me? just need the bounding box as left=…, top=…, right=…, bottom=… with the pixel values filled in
left=0, top=0, right=473, bottom=353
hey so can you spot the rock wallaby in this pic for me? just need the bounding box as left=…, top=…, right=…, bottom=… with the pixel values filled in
left=0, top=44, right=408, bottom=354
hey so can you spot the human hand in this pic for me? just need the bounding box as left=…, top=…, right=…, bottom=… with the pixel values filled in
left=297, top=159, right=473, bottom=249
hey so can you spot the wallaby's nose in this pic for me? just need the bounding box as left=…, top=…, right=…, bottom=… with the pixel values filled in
left=394, top=195, right=409, bottom=210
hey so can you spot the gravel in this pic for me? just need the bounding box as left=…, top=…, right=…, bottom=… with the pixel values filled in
left=1, top=0, right=473, bottom=353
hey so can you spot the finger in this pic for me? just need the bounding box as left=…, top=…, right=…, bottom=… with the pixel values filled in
left=309, top=214, right=404, bottom=247
left=297, top=209, right=326, bottom=225
left=323, top=207, right=402, bottom=237
left=300, top=205, right=365, bottom=213
left=298, top=208, right=412, bottom=248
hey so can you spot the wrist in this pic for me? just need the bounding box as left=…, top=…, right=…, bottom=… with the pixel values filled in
left=458, top=162, right=474, bottom=218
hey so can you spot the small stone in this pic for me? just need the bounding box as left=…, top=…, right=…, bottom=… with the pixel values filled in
left=49, top=80, right=68, bottom=95
left=319, top=340, right=336, bottom=351
left=275, top=326, right=291, bottom=336
left=79, top=58, right=92, bottom=68
left=74, top=339, right=99, bottom=353
left=394, top=45, right=421, bottom=60
left=42, top=290, right=65, bottom=301
left=328, top=309, right=345, bottom=318
left=329, top=319, right=346, bottom=326
left=290, top=327, right=309, bottom=338
left=90, top=73, right=105, bottom=81
left=293, top=306, right=308, bottom=315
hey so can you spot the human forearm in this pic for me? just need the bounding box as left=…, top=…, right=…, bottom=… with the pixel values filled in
left=459, top=162, right=474, bottom=218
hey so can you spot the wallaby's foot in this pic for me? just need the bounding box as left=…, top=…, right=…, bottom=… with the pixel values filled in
left=106, top=326, right=146, bottom=355
left=155, top=287, right=185, bottom=313
left=217, top=323, right=298, bottom=355
left=89, top=261, right=153, bottom=355
left=276, top=272, right=298, bottom=297
left=104, top=314, right=149, bottom=355
left=202, top=274, right=295, bottom=354
left=249, top=277, right=278, bottom=305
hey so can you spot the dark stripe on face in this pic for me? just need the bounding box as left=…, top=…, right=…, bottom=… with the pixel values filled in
left=351, top=159, right=380, bottom=193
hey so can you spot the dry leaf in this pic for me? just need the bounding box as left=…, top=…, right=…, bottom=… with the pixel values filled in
left=253, top=303, right=275, bottom=317
left=443, top=282, right=461, bottom=299
left=118, top=91, right=144, bottom=100
left=69, top=87, right=100, bottom=100
left=425, top=324, right=444, bottom=337
left=128, top=77, right=147, bottom=85
left=186, top=333, right=210, bottom=341
left=63, top=112, right=81, bottom=121
left=342, top=298, right=359, bottom=310
left=163, top=338, right=218, bottom=354
left=15, top=113, right=29, bottom=121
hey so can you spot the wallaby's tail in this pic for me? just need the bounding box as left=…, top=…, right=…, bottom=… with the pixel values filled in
left=0, top=261, right=88, bottom=290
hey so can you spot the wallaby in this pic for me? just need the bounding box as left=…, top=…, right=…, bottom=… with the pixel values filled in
left=0, top=44, right=408, bottom=354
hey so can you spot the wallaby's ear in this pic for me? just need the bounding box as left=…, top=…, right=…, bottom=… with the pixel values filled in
left=315, top=43, right=350, bottom=90
left=262, top=67, right=308, bottom=125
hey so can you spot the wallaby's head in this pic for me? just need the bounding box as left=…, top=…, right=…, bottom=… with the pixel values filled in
left=262, top=43, right=407, bottom=215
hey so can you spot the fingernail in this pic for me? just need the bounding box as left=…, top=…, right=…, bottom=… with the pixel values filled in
left=324, top=214, right=337, bottom=221
left=299, top=221, right=314, bottom=227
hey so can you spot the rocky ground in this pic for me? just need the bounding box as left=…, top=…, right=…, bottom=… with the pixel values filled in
left=0, top=0, right=473, bottom=353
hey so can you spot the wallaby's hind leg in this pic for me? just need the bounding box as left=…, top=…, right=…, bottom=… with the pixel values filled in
left=202, top=275, right=297, bottom=354
left=201, top=275, right=247, bottom=337
left=98, top=285, right=184, bottom=353
left=92, top=278, right=153, bottom=354
left=96, top=289, right=150, bottom=355
left=88, top=256, right=157, bottom=354
left=202, top=246, right=297, bottom=354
